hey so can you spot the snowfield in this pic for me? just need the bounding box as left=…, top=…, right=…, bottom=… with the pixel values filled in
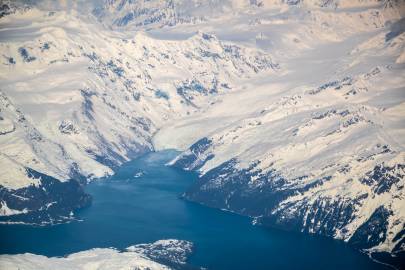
left=0, top=239, right=193, bottom=270
left=0, top=0, right=404, bottom=268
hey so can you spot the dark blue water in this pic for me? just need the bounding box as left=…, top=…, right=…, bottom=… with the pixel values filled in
left=0, top=150, right=391, bottom=270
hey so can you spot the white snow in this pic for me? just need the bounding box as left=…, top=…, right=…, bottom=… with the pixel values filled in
left=0, top=201, right=28, bottom=216
left=0, top=251, right=168, bottom=270
left=0, top=239, right=192, bottom=270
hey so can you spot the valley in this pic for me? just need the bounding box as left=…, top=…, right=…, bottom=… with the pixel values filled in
left=0, top=0, right=404, bottom=269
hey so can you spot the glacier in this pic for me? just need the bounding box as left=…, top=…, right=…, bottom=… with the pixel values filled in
left=0, top=0, right=404, bottom=268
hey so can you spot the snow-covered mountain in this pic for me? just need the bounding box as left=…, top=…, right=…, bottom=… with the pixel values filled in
left=0, top=239, right=194, bottom=270
left=0, top=1, right=277, bottom=224
left=92, top=0, right=403, bottom=29
left=154, top=1, right=405, bottom=267
left=0, top=0, right=404, bottom=268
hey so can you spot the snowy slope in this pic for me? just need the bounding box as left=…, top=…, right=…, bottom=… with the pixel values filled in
left=0, top=239, right=193, bottom=270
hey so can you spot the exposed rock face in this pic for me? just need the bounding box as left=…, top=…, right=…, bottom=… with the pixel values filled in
left=0, top=168, right=91, bottom=225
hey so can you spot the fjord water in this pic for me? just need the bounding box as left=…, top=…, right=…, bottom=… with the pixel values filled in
left=0, top=151, right=390, bottom=270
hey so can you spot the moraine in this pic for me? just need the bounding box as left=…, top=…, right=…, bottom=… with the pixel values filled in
left=0, top=150, right=392, bottom=270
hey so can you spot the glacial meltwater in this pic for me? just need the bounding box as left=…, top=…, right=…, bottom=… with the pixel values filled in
left=0, top=150, right=392, bottom=270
